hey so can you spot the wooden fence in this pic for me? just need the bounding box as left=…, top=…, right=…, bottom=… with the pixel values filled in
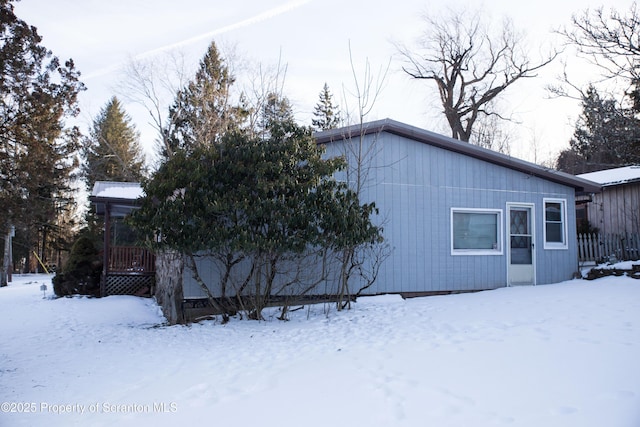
left=577, top=233, right=640, bottom=264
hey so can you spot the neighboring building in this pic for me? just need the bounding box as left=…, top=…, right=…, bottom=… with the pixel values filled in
left=578, top=166, right=640, bottom=235
left=89, top=181, right=155, bottom=297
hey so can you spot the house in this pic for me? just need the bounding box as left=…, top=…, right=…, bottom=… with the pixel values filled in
left=174, top=119, right=600, bottom=309
left=89, top=181, right=155, bottom=297
left=90, top=121, right=600, bottom=322
left=577, top=166, right=640, bottom=235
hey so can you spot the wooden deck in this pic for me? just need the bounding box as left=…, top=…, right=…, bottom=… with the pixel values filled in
left=107, top=246, right=155, bottom=275
left=103, top=246, right=155, bottom=296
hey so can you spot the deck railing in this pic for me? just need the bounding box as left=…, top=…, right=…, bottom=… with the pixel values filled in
left=578, top=233, right=640, bottom=264
left=108, top=246, right=155, bottom=275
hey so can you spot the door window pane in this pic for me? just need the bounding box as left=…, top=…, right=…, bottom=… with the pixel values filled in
left=510, top=208, right=532, bottom=265
left=510, top=236, right=532, bottom=264
left=510, top=210, right=529, bottom=235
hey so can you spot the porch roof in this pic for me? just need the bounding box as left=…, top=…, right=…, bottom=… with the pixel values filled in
left=90, top=181, right=143, bottom=217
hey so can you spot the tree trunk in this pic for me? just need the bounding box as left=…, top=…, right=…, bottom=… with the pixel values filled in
left=184, top=254, right=228, bottom=320
left=337, top=247, right=354, bottom=311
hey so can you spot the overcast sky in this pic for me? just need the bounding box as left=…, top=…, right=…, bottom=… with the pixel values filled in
left=13, top=0, right=630, bottom=165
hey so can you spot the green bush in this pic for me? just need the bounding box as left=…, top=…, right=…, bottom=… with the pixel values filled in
left=53, top=235, right=102, bottom=297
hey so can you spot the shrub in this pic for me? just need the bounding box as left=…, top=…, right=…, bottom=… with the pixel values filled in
left=53, top=235, right=102, bottom=297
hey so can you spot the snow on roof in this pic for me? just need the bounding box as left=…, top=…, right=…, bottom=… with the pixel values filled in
left=91, top=181, right=143, bottom=199
left=577, top=166, right=640, bottom=186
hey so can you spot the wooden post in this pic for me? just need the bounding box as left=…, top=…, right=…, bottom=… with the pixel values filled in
left=102, top=203, right=110, bottom=297
left=1, top=230, right=8, bottom=287
left=8, top=226, right=13, bottom=282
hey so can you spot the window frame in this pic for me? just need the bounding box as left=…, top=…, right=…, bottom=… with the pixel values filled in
left=450, top=208, right=503, bottom=256
left=543, top=198, right=568, bottom=250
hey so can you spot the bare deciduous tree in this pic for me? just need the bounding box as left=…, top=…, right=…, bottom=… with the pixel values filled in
left=551, top=3, right=640, bottom=116
left=470, top=100, right=512, bottom=155
left=559, top=3, right=640, bottom=82
left=330, top=43, right=391, bottom=311
left=341, top=42, right=390, bottom=194
left=118, top=51, right=190, bottom=162
left=397, top=7, right=557, bottom=142
left=239, top=51, right=289, bottom=138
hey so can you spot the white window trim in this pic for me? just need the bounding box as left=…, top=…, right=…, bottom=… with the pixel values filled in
left=450, top=208, right=503, bottom=256
left=543, top=198, right=568, bottom=250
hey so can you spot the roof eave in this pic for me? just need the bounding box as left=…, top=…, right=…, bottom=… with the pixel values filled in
left=89, top=196, right=141, bottom=205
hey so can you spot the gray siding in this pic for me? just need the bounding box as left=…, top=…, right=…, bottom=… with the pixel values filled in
left=587, top=183, right=640, bottom=234
left=183, top=127, right=581, bottom=298
left=182, top=252, right=344, bottom=299
left=324, top=131, right=579, bottom=294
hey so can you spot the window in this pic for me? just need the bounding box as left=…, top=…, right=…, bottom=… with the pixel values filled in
left=544, top=198, right=568, bottom=249
left=575, top=204, right=588, bottom=233
left=451, top=209, right=502, bottom=255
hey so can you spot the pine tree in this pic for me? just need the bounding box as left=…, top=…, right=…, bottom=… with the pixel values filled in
left=0, top=0, right=84, bottom=277
left=83, top=96, right=145, bottom=190
left=558, top=85, right=640, bottom=173
left=164, top=41, right=244, bottom=157
left=312, top=83, right=341, bottom=131
left=259, top=92, right=295, bottom=137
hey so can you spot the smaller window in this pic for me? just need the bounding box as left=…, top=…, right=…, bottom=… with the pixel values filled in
left=544, top=198, right=568, bottom=249
left=451, top=209, right=502, bottom=255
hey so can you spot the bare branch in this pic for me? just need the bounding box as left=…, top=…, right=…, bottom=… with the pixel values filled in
left=397, top=6, right=558, bottom=142
left=117, top=51, right=189, bottom=160
left=557, top=3, right=640, bottom=81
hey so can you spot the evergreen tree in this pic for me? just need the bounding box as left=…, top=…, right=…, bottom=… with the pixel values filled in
left=132, top=123, right=381, bottom=320
left=557, top=85, right=640, bottom=174
left=258, top=92, right=295, bottom=137
left=555, top=149, right=589, bottom=175
left=312, top=83, right=341, bottom=131
left=0, top=0, right=84, bottom=277
left=627, top=77, right=640, bottom=116
left=83, top=96, right=145, bottom=190
left=164, top=41, right=244, bottom=157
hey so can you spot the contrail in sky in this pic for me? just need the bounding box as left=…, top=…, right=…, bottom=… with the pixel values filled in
left=137, top=0, right=311, bottom=59
left=84, top=0, right=311, bottom=80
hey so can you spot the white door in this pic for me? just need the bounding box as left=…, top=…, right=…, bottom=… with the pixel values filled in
left=508, top=205, right=535, bottom=285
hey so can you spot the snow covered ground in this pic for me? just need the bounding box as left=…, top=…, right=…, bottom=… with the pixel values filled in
left=1, top=269, right=639, bottom=427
